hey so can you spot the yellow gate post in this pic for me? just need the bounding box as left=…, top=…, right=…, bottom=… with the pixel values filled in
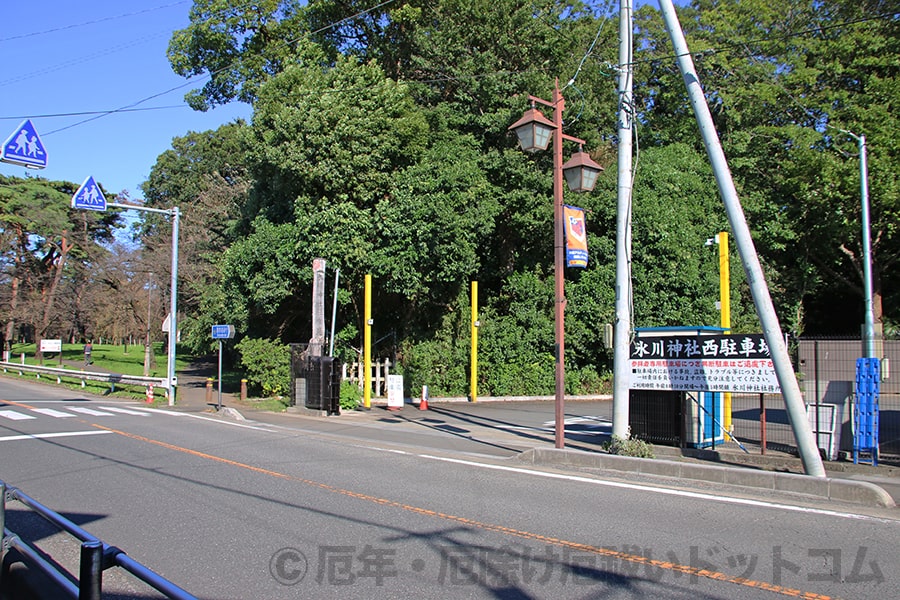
left=718, top=232, right=732, bottom=433
left=364, top=274, right=372, bottom=409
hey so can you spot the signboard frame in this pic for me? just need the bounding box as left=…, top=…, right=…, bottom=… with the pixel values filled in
left=629, top=332, right=781, bottom=394
left=211, top=325, right=235, bottom=340
left=39, top=339, right=62, bottom=353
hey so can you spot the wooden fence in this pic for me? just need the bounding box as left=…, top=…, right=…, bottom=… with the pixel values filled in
left=343, top=358, right=392, bottom=397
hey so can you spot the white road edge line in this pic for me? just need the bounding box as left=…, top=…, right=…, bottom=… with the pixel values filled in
left=0, top=430, right=112, bottom=442
left=131, top=407, right=276, bottom=432
left=368, top=448, right=895, bottom=524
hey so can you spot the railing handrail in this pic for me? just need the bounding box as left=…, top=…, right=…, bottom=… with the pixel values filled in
left=0, top=361, right=168, bottom=391
left=1, top=480, right=197, bottom=600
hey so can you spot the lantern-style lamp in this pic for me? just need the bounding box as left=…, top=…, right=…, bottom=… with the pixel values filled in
left=562, top=146, right=603, bottom=193
left=508, top=105, right=556, bottom=153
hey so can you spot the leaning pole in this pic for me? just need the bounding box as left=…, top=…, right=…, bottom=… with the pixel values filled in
left=657, top=0, right=826, bottom=477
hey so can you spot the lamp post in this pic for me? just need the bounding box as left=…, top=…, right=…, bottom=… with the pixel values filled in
left=509, top=79, right=603, bottom=449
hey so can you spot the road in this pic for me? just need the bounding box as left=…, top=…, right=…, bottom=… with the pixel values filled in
left=1, top=377, right=898, bottom=599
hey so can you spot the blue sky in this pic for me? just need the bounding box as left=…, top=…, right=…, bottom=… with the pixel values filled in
left=0, top=1, right=251, bottom=200
left=1, top=1, right=677, bottom=202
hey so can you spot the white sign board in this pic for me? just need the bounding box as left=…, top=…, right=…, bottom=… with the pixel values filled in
left=387, top=374, right=404, bottom=409
left=40, top=339, right=62, bottom=353
left=629, top=333, right=781, bottom=393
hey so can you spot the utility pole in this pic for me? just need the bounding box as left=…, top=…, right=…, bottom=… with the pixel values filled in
left=612, top=0, right=635, bottom=440
left=841, top=131, right=876, bottom=358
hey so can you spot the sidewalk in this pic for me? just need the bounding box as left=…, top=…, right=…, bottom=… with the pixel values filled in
left=172, top=356, right=220, bottom=411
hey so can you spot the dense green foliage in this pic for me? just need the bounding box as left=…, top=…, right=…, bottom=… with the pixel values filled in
left=235, top=336, right=290, bottom=396
left=3, top=1, right=897, bottom=398
left=155, top=0, right=897, bottom=395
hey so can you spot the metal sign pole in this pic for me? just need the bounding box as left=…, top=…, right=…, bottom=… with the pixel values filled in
left=218, top=340, right=223, bottom=410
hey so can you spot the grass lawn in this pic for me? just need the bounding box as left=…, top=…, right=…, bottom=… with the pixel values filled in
left=4, top=342, right=195, bottom=403
left=8, top=341, right=191, bottom=376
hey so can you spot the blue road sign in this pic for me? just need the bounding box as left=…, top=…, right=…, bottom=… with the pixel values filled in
left=212, top=324, right=235, bottom=340
left=71, top=176, right=107, bottom=211
left=2, top=119, right=48, bottom=169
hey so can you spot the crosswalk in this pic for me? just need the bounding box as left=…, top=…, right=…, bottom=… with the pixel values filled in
left=0, top=404, right=152, bottom=422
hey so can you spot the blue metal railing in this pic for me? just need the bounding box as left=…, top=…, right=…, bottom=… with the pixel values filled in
left=1, top=480, right=197, bottom=600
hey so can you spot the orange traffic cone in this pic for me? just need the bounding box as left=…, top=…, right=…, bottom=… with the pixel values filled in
left=419, top=385, right=429, bottom=411
left=146, top=383, right=154, bottom=403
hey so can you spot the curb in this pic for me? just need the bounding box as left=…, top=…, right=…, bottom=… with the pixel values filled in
left=517, top=448, right=896, bottom=509
left=217, top=406, right=246, bottom=421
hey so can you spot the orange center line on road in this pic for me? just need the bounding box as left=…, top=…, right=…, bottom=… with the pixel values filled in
left=1, top=398, right=37, bottom=410
left=91, top=423, right=832, bottom=599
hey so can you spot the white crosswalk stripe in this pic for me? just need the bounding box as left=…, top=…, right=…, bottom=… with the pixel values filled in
left=67, top=407, right=116, bottom=417
left=0, top=404, right=158, bottom=423
left=31, top=408, right=77, bottom=418
left=98, top=406, right=149, bottom=416
left=0, top=409, right=35, bottom=421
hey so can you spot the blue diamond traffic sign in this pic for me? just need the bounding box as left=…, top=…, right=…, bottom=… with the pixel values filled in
left=71, top=176, right=107, bottom=211
left=2, top=119, right=48, bottom=169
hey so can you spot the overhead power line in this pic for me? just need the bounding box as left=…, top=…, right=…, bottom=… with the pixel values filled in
left=0, top=105, right=189, bottom=121
left=0, top=1, right=191, bottom=43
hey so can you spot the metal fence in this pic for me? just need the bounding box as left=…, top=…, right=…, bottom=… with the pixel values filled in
left=0, top=361, right=168, bottom=398
left=631, top=337, right=900, bottom=463
left=796, top=337, right=899, bottom=461
left=1, top=480, right=196, bottom=600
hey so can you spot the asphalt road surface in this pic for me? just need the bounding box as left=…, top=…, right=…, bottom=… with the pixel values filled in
left=2, top=377, right=898, bottom=599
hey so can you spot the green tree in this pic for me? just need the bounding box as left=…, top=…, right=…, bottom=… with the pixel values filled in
left=168, top=0, right=310, bottom=110
left=141, top=122, right=253, bottom=351
left=634, top=0, right=899, bottom=334
left=0, top=176, right=121, bottom=353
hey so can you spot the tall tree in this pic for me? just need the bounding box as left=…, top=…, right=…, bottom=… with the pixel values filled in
left=633, top=0, right=899, bottom=335
left=141, top=121, right=252, bottom=342
left=168, top=0, right=309, bottom=110
left=0, top=176, right=120, bottom=355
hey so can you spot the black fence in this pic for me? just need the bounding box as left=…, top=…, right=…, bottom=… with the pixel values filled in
left=1, top=480, right=196, bottom=599
left=629, top=337, right=900, bottom=463
left=289, top=344, right=341, bottom=415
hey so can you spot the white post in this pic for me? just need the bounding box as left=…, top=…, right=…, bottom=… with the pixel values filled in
left=167, top=207, right=180, bottom=406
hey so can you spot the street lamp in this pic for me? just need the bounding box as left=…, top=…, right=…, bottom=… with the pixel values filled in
left=509, top=79, right=603, bottom=449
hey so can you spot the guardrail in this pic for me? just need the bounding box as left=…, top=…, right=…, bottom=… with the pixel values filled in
left=0, top=361, right=168, bottom=398
left=1, top=480, right=197, bottom=600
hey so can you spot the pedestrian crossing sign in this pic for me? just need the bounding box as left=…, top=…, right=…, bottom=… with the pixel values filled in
left=2, top=119, right=48, bottom=169
left=71, top=175, right=107, bottom=211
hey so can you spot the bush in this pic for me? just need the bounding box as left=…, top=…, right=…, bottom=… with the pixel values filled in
left=602, top=435, right=655, bottom=459
left=235, top=337, right=290, bottom=397
left=339, top=381, right=362, bottom=410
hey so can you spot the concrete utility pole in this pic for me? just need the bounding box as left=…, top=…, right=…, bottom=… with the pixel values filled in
left=658, top=0, right=825, bottom=477
left=612, top=0, right=635, bottom=440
